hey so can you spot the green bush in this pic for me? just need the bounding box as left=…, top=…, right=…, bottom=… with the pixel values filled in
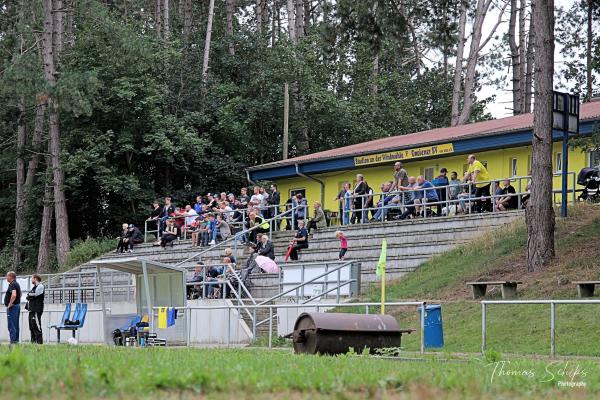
left=65, top=237, right=116, bottom=270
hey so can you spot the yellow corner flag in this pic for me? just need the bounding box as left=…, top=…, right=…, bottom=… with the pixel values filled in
left=376, top=239, right=387, bottom=314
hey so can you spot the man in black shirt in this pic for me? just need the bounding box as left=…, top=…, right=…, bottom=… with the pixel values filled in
left=26, top=274, right=44, bottom=344
left=4, top=271, right=22, bottom=344
left=268, top=184, right=281, bottom=230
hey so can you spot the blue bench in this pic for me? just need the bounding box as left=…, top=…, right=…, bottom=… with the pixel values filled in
left=49, top=303, right=88, bottom=343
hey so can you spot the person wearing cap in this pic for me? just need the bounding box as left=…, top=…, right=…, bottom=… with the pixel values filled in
left=126, top=224, right=144, bottom=252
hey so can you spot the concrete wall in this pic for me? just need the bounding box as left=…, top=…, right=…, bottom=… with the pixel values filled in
left=0, top=302, right=136, bottom=344
left=187, top=299, right=252, bottom=344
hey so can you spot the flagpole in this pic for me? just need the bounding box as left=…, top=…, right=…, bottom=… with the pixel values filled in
left=381, top=267, right=385, bottom=315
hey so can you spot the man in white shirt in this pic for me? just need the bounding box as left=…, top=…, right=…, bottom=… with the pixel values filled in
left=184, top=205, right=198, bottom=226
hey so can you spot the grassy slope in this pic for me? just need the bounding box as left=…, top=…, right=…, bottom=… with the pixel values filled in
left=0, top=346, right=598, bottom=399
left=360, top=204, right=600, bottom=356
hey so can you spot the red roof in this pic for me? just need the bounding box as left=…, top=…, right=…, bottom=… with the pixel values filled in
left=250, top=100, right=600, bottom=170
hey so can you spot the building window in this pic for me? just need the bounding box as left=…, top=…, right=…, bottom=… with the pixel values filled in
left=555, top=153, right=562, bottom=173
left=590, top=150, right=600, bottom=168
left=424, top=167, right=434, bottom=181
left=510, top=158, right=518, bottom=177
left=290, top=188, right=306, bottom=199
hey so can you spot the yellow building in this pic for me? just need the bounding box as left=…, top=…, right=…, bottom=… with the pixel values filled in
left=247, top=101, right=600, bottom=213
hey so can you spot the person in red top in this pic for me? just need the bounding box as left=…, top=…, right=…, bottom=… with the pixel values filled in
left=335, top=230, right=348, bottom=260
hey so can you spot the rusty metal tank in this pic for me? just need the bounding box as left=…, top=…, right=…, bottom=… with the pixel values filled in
left=292, top=312, right=408, bottom=355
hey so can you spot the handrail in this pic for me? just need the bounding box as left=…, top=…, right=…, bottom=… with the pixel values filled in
left=481, top=299, right=600, bottom=357
left=256, top=261, right=355, bottom=306
left=173, top=205, right=302, bottom=268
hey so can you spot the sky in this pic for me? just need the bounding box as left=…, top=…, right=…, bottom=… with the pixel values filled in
left=478, top=0, right=587, bottom=118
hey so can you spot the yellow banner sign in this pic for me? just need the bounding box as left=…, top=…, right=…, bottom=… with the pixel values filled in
left=353, top=143, right=454, bottom=167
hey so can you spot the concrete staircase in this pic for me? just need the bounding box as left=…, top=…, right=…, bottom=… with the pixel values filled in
left=61, top=210, right=523, bottom=299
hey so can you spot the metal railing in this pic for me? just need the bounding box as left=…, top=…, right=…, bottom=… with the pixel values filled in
left=0, top=271, right=135, bottom=305
left=341, top=172, right=577, bottom=225
left=173, top=204, right=303, bottom=268
left=154, top=301, right=427, bottom=352
left=144, top=203, right=309, bottom=242
left=481, top=299, right=600, bottom=357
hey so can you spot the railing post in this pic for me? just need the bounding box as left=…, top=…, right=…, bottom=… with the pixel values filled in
left=186, top=306, right=191, bottom=347
left=336, top=269, right=341, bottom=303
left=252, top=308, right=257, bottom=340
left=550, top=302, right=555, bottom=357
left=365, top=305, right=369, bottom=315
left=227, top=307, right=231, bottom=348
left=268, top=306, right=273, bottom=349
left=481, top=302, right=486, bottom=355
left=420, top=302, right=425, bottom=355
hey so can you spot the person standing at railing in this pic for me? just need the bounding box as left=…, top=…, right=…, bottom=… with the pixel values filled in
left=26, top=274, right=44, bottom=344
left=293, top=193, right=308, bottom=229
left=239, top=187, right=251, bottom=208
left=193, top=196, right=204, bottom=214
left=432, top=168, right=449, bottom=216
left=351, top=174, right=368, bottom=224
left=3, top=271, right=21, bottom=344
left=390, top=161, right=409, bottom=192
left=147, top=201, right=163, bottom=237
left=289, top=220, right=309, bottom=261
left=268, top=184, right=281, bottom=230
left=260, top=187, right=270, bottom=219
left=250, top=187, right=264, bottom=216
left=464, top=154, right=491, bottom=213
left=334, top=182, right=351, bottom=225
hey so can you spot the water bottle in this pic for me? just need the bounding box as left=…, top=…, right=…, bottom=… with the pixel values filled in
left=140, top=336, right=145, bottom=347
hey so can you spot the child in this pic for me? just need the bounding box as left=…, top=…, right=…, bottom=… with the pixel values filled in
left=335, top=230, right=348, bottom=260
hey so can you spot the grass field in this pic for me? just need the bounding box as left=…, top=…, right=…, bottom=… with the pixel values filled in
left=350, top=205, right=600, bottom=357
left=0, top=345, right=598, bottom=399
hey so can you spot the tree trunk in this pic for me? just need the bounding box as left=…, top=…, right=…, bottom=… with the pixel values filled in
left=509, top=0, right=522, bottom=114
left=518, top=0, right=527, bottom=113
left=370, top=54, right=379, bottom=96
left=303, top=0, right=311, bottom=36
left=183, top=0, right=193, bottom=40
left=456, top=0, right=497, bottom=126
left=586, top=0, right=593, bottom=102
left=13, top=100, right=27, bottom=269
left=271, top=0, right=278, bottom=46
left=163, top=0, right=170, bottom=39
left=256, top=0, right=263, bottom=33
left=287, top=0, right=296, bottom=43
left=450, top=0, right=467, bottom=126
left=226, top=0, right=235, bottom=55
left=37, top=163, right=54, bottom=273
left=294, top=0, right=305, bottom=41
left=42, top=0, right=70, bottom=267
left=202, top=0, right=216, bottom=83
left=156, top=0, right=163, bottom=38
left=526, top=0, right=555, bottom=272
left=524, top=3, right=535, bottom=112
left=13, top=98, right=47, bottom=268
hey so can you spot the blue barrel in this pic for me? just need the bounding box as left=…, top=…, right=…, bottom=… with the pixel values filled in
left=418, top=304, right=444, bottom=348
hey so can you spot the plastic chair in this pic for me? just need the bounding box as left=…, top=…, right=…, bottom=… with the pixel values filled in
left=52, top=303, right=88, bottom=343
